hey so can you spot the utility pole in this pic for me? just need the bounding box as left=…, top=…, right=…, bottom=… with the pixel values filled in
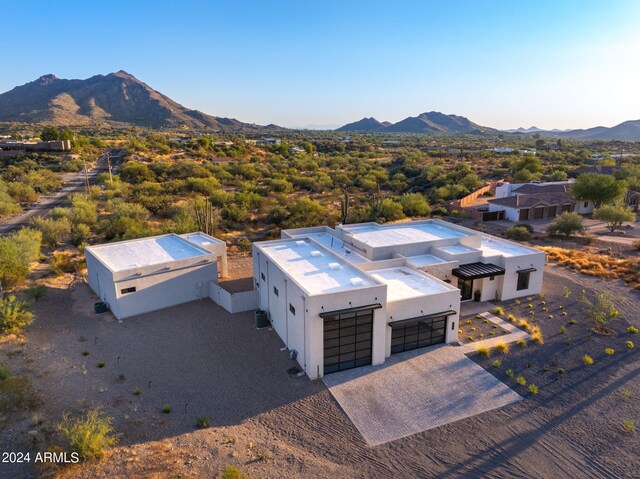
left=107, top=150, right=113, bottom=183
left=83, top=156, right=91, bottom=196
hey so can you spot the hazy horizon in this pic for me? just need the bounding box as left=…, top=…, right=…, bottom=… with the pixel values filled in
left=2, top=0, right=639, bottom=131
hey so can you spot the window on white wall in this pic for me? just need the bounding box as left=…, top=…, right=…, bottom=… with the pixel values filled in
left=516, top=271, right=531, bottom=291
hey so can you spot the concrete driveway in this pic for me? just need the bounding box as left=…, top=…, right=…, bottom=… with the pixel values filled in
left=323, top=343, right=522, bottom=446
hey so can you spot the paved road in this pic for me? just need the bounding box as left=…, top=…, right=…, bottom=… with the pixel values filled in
left=0, top=149, right=122, bottom=235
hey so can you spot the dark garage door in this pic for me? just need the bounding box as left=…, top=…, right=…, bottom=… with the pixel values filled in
left=391, top=315, right=447, bottom=354
left=323, top=309, right=373, bottom=374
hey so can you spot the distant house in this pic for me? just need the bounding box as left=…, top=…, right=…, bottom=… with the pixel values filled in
left=290, top=147, right=305, bottom=154
left=488, top=181, right=594, bottom=221
left=256, top=137, right=281, bottom=145
left=569, top=165, right=620, bottom=178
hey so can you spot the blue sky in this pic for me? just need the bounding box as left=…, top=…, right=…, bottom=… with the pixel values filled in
left=1, top=0, right=639, bottom=129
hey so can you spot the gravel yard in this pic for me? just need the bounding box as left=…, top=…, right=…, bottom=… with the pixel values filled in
left=1, top=261, right=639, bottom=478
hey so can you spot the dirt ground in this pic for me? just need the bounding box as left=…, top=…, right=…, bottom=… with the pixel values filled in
left=1, top=263, right=639, bottom=479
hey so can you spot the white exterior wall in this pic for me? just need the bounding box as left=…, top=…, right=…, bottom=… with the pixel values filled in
left=113, top=262, right=217, bottom=319
left=574, top=200, right=595, bottom=215
left=498, top=253, right=546, bottom=301
left=477, top=275, right=502, bottom=302
left=85, top=249, right=117, bottom=312
left=488, top=202, right=521, bottom=222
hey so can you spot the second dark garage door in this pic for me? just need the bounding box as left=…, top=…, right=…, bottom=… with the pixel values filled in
left=390, top=314, right=448, bottom=354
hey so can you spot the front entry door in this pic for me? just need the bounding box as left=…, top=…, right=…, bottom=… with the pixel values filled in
left=458, top=278, right=473, bottom=301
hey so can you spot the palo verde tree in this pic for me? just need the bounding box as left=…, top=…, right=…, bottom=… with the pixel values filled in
left=581, top=290, right=619, bottom=333
left=593, top=204, right=636, bottom=233
left=571, top=174, right=627, bottom=207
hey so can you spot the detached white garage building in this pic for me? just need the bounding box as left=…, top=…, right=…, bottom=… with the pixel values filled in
left=85, top=233, right=224, bottom=320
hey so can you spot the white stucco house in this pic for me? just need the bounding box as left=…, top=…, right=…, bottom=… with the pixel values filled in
left=85, top=232, right=227, bottom=320
left=253, top=219, right=545, bottom=379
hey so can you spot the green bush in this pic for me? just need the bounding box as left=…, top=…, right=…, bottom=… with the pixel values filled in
left=0, top=228, right=42, bottom=288
left=626, top=341, right=635, bottom=349
left=504, top=226, right=532, bottom=241
left=604, top=348, right=615, bottom=355
left=583, top=355, right=594, bottom=365
left=25, top=284, right=47, bottom=301
left=162, top=404, right=171, bottom=414
left=623, top=420, right=635, bottom=433
left=196, top=416, right=210, bottom=428
left=0, top=296, right=34, bottom=335
left=505, top=368, right=515, bottom=377
left=546, top=212, right=585, bottom=237
left=58, top=408, right=118, bottom=459
left=493, top=307, right=505, bottom=316
left=223, top=466, right=247, bottom=479
left=31, top=216, right=72, bottom=247
left=0, top=365, right=10, bottom=381
left=400, top=193, right=431, bottom=217
left=528, top=384, right=539, bottom=394
left=627, top=326, right=638, bottom=334
left=516, top=376, right=527, bottom=386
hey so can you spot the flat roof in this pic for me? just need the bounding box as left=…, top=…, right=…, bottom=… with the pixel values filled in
left=479, top=237, right=537, bottom=258
left=87, top=234, right=211, bottom=272
left=294, top=232, right=369, bottom=264
left=342, top=221, right=467, bottom=248
left=258, top=239, right=376, bottom=295
left=179, top=232, right=225, bottom=247
left=436, top=245, right=479, bottom=255
left=405, top=254, right=447, bottom=268
left=368, top=267, right=451, bottom=301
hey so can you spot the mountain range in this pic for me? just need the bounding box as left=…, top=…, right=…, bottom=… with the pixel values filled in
left=0, top=71, right=271, bottom=131
left=336, top=112, right=496, bottom=135
left=1, top=72, right=639, bottom=139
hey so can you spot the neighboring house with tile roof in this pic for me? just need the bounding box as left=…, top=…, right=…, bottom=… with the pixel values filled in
left=488, top=181, right=595, bottom=221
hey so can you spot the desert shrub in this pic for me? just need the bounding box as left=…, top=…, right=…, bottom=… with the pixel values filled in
left=562, top=286, right=571, bottom=298
left=71, top=223, right=91, bottom=246
left=530, top=327, right=544, bottom=344
left=132, top=389, right=141, bottom=396
left=31, top=217, right=72, bottom=247
left=516, top=376, right=527, bottom=386
left=494, top=342, right=510, bottom=355
left=506, top=314, right=516, bottom=322
left=623, top=420, right=636, bottom=433
left=518, top=319, right=531, bottom=331
left=581, top=290, right=620, bottom=330
left=492, top=359, right=502, bottom=367
left=546, top=212, right=585, bottom=237
left=236, top=238, right=252, bottom=252
left=162, top=404, right=171, bottom=414
left=493, top=307, right=505, bottom=316
left=97, top=362, right=105, bottom=368
left=528, top=384, right=539, bottom=394
left=477, top=346, right=490, bottom=357
left=69, top=194, right=98, bottom=226
left=0, top=296, right=34, bottom=335
left=504, top=226, right=532, bottom=241
left=58, top=408, right=118, bottom=459
left=7, top=182, right=37, bottom=204
left=50, top=252, right=76, bottom=275
left=505, top=368, right=515, bottom=377
left=378, top=199, right=405, bottom=222
left=400, top=193, right=431, bottom=217
left=0, top=229, right=42, bottom=288
left=196, top=416, right=210, bottom=428
left=593, top=204, right=635, bottom=233
left=626, top=341, right=635, bottom=349
left=583, top=355, right=594, bottom=365
left=25, top=284, right=46, bottom=301
left=627, top=326, right=638, bottom=334
left=560, top=325, right=566, bottom=334
left=0, top=365, right=10, bottom=381
left=604, top=348, right=615, bottom=355
left=516, top=338, right=527, bottom=347
left=223, top=466, right=247, bottom=479
left=632, top=239, right=640, bottom=251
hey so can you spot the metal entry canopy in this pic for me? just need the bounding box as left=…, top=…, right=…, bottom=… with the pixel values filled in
left=452, top=262, right=505, bottom=280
